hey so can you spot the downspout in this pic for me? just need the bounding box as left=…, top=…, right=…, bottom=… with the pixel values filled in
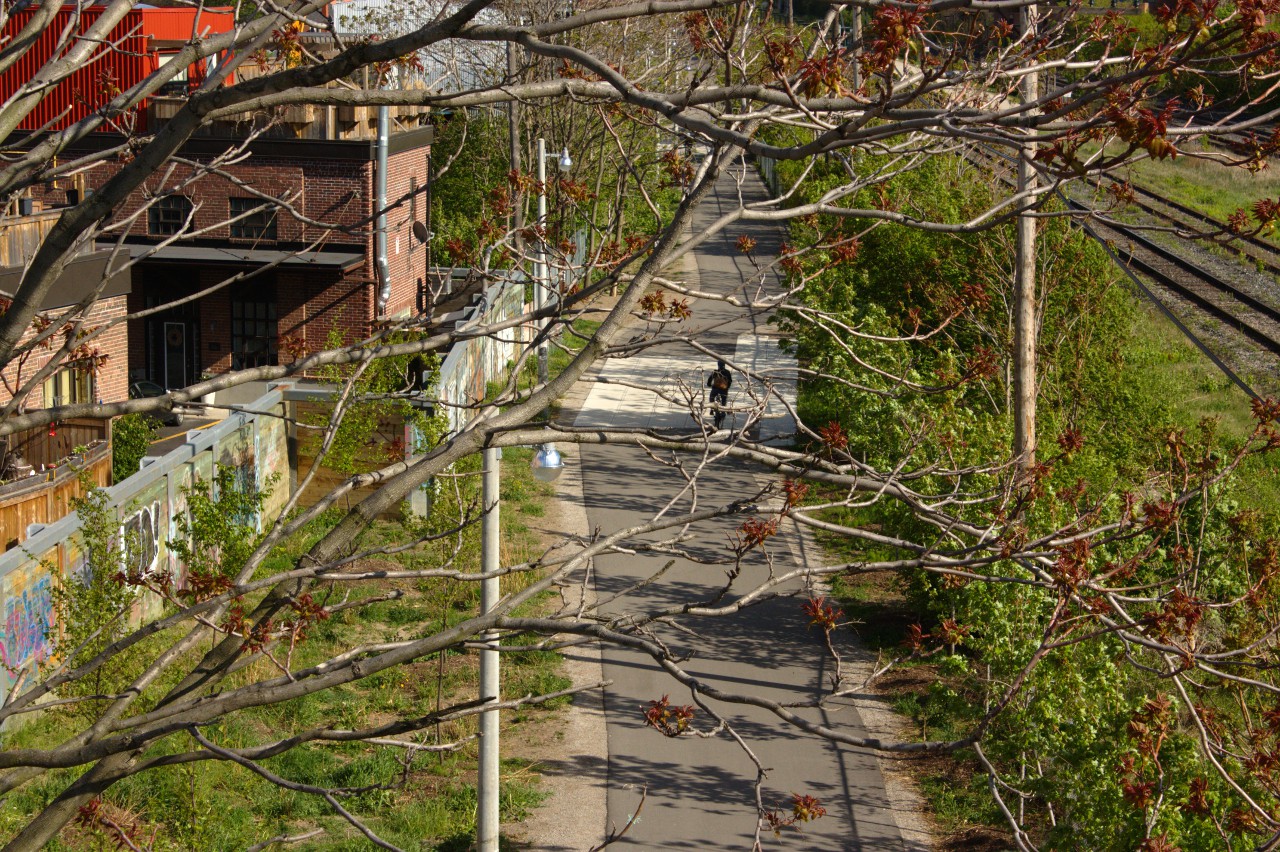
left=375, top=105, right=391, bottom=317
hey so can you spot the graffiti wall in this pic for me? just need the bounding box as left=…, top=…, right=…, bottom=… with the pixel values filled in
left=0, top=561, right=52, bottom=694
left=0, top=386, right=291, bottom=706
left=0, top=307, right=516, bottom=709
left=436, top=274, right=539, bottom=434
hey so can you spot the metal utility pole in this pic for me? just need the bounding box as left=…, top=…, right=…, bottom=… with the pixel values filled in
left=1014, top=4, right=1039, bottom=471
left=507, top=41, right=524, bottom=248
left=535, top=137, right=549, bottom=385
left=477, top=446, right=501, bottom=852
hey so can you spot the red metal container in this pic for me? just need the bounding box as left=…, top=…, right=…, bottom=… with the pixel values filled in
left=0, top=6, right=236, bottom=134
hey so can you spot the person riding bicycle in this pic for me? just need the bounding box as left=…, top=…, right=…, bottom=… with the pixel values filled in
left=707, top=360, right=732, bottom=429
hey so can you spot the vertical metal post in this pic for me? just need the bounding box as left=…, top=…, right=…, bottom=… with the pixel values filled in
left=536, top=138, right=550, bottom=385
left=375, top=105, right=390, bottom=317
left=1014, top=5, right=1039, bottom=471
left=507, top=41, right=524, bottom=251
left=477, top=446, right=501, bottom=852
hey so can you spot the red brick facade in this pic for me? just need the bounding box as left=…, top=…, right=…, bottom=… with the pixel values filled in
left=0, top=293, right=129, bottom=409
left=21, top=130, right=433, bottom=390
left=383, top=146, right=433, bottom=318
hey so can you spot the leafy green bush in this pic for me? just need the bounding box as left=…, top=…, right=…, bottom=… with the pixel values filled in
left=111, top=413, right=159, bottom=484
left=777, top=145, right=1280, bottom=847
left=48, top=473, right=143, bottom=719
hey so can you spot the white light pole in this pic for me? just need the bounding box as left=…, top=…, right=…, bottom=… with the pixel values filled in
left=477, top=445, right=501, bottom=852
left=535, top=139, right=572, bottom=385
left=476, top=443, right=564, bottom=852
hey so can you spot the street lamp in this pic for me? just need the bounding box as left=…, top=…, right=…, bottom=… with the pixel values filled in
left=529, top=443, right=564, bottom=482
left=476, top=442, right=565, bottom=852
left=535, top=138, right=572, bottom=385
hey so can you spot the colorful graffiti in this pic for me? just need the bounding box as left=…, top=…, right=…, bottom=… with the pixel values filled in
left=120, top=498, right=163, bottom=578
left=0, top=564, right=53, bottom=689
left=0, top=395, right=292, bottom=707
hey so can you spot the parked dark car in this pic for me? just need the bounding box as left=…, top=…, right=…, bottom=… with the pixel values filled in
left=128, top=380, right=185, bottom=426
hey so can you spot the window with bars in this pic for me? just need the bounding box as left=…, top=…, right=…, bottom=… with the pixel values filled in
left=148, top=195, right=194, bottom=236
left=231, top=283, right=278, bottom=370
left=229, top=197, right=278, bottom=240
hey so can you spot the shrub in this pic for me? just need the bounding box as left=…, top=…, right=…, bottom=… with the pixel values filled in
left=111, top=413, right=159, bottom=484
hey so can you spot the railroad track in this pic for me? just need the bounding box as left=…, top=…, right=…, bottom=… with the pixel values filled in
left=970, top=144, right=1280, bottom=273
left=1085, top=178, right=1280, bottom=278
left=965, top=144, right=1280, bottom=359
left=1079, top=209, right=1280, bottom=356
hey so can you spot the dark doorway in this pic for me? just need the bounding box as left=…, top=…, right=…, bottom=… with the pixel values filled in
left=143, top=270, right=201, bottom=389
left=163, top=321, right=187, bottom=389
left=231, top=278, right=278, bottom=370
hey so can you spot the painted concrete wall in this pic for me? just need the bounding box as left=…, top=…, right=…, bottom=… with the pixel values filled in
left=435, top=274, right=529, bottom=434
left=0, top=385, right=289, bottom=701
left=0, top=265, right=543, bottom=705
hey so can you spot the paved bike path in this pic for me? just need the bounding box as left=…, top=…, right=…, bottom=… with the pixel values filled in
left=572, top=167, right=910, bottom=849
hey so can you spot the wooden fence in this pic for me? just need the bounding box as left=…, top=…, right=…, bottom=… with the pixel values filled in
left=0, top=443, right=110, bottom=552
left=4, top=417, right=109, bottom=472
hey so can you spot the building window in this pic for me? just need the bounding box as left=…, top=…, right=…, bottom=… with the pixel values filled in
left=229, top=197, right=278, bottom=240
left=44, top=364, right=94, bottom=408
left=231, top=283, right=278, bottom=370
left=157, top=53, right=189, bottom=96
left=148, top=195, right=193, bottom=236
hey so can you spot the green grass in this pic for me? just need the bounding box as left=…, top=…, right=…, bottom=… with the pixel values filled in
left=0, top=447, right=570, bottom=850
left=1125, top=294, right=1280, bottom=508
left=1112, top=144, right=1280, bottom=238
left=810, top=250, right=1280, bottom=846
left=1126, top=300, right=1260, bottom=436
left=521, top=317, right=603, bottom=404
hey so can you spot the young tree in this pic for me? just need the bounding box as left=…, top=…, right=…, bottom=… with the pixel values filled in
left=1, top=0, right=1278, bottom=847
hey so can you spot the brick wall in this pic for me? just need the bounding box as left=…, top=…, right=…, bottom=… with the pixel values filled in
left=382, top=146, right=431, bottom=318
left=0, top=293, right=129, bottom=408
left=93, top=295, right=129, bottom=404
left=27, top=153, right=370, bottom=255
left=278, top=270, right=373, bottom=357
left=22, top=132, right=431, bottom=387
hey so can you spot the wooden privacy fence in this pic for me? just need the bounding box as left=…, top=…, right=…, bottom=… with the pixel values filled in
left=0, top=443, right=110, bottom=553
left=3, top=417, right=109, bottom=473
left=0, top=209, right=58, bottom=268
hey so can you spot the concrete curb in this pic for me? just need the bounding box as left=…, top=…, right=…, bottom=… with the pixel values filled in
left=513, top=439, right=609, bottom=850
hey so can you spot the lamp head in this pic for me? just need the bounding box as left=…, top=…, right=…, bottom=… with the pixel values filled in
left=558, top=147, right=573, bottom=172
left=530, top=443, right=564, bottom=482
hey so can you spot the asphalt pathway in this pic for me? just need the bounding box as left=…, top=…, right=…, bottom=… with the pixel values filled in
left=573, top=167, right=906, bottom=849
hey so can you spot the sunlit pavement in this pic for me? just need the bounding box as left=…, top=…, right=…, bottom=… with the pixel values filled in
left=574, top=168, right=910, bottom=850
left=146, top=414, right=221, bottom=457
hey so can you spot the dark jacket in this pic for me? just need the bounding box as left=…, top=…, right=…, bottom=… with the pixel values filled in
left=707, top=367, right=732, bottom=395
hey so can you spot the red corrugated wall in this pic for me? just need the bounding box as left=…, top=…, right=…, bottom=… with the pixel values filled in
left=140, top=7, right=235, bottom=41
left=0, top=6, right=236, bottom=134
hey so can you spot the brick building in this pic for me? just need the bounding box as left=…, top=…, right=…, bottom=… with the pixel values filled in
left=0, top=4, right=437, bottom=398
left=0, top=213, right=130, bottom=410
left=16, top=114, right=433, bottom=393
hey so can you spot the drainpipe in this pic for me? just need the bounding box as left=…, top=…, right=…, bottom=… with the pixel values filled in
left=375, top=105, right=391, bottom=317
